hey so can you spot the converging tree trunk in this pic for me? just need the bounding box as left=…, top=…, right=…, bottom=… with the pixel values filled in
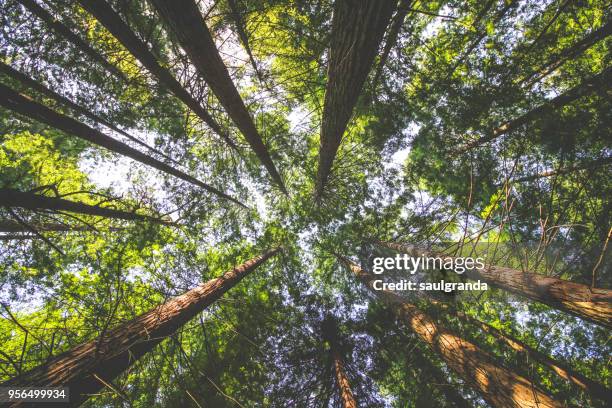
left=0, top=220, right=123, bottom=233
left=15, top=0, right=125, bottom=81
left=336, top=255, right=565, bottom=408
left=2, top=248, right=281, bottom=407
left=0, top=84, right=246, bottom=208
left=322, top=317, right=357, bottom=408
left=511, top=156, right=612, bottom=183
left=432, top=300, right=611, bottom=403
left=149, top=0, right=287, bottom=194
left=76, top=0, right=238, bottom=151
left=458, top=66, right=612, bottom=152
left=376, top=241, right=612, bottom=328
left=0, top=188, right=166, bottom=224
left=0, top=61, right=174, bottom=163
left=314, top=0, right=396, bottom=198
left=227, top=0, right=264, bottom=84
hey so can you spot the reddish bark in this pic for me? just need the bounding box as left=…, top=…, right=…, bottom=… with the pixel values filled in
left=149, top=0, right=287, bottom=194
left=2, top=248, right=281, bottom=407
left=322, top=318, right=357, bottom=408
left=0, top=84, right=246, bottom=208
left=376, top=241, right=612, bottom=328
left=337, top=255, right=565, bottom=408
left=315, top=0, right=396, bottom=199
left=76, top=0, right=238, bottom=151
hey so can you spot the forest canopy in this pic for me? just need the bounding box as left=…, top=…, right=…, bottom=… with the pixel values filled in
left=0, top=0, right=610, bottom=407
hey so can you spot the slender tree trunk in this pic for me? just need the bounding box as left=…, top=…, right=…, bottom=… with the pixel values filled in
left=76, top=0, right=238, bottom=151
left=520, top=20, right=612, bottom=87
left=0, top=84, right=246, bottom=208
left=322, top=317, right=357, bottom=408
left=376, top=241, right=612, bottom=328
left=458, top=66, right=612, bottom=152
left=372, top=0, right=413, bottom=91
left=511, top=156, right=612, bottom=183
left=0, top=188, right=166, bottom=223
left=0, top=234, right=37, bottom=241
left=227, top=0, right=265, bottom=84
left=148, top=0, right=287, bottom=194
left=433, top=300, right=611, bottom=403
left=0, top=61, right=175, bottom=163
left=314, top=0, right=396, bottom=199
left=0, top=220, right=124, bottom=233
left=410, top=347, right=472, bottom=408
left=15, top=0, right=125, bottom=81
left=336, top=254, right=565, bottom=408
left=2, top=248, right=280, bottom=407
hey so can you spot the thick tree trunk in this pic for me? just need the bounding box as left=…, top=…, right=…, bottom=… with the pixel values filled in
left=511, top=156, right=612, bottom=183
left=458, top=66, right=612, bottom=152
left=433, top=301, right=611, bottom=403
left=0, top=61, right=175, bottom=163
left=376, top=241, right=612, bottom=328
left=148, top=0, right=287, bottom=194
left=336, top=255, right=565, bottom=408
left=0, top=188, right=166, bottom=223
left=2, top=248, right=280, bottom=407
left=15, top=0, right=125, bottom=81
left=314, top=0, right=396, bottom=199
left=410, top=347, right=472, bottom=408
left=0, top=84, right=246, bottom=208
left=76, top=0, right=238, bottom=151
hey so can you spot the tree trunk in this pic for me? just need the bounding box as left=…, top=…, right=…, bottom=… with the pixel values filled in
left=0, top=61, right=175, bottom=164
left=148, top=0, right=287, bottom=194
left=410, top=347, right=472, bottom=408
left=314, top=0, right=396, bottom=199
left=511, top=156, right=612, bottom=183
left=76, top=0, right=238, bottom=151
left=227, top=0, right=265, bottom=84
left=458, top=66, right=612, bottom=152
left=336, top=254, right=565, bottom=408
left=2, top=248, right=281, bottom=407
left=376, top=241, right=612, bottom=328
left=322, top=317, right=357, bottom=408
left=433, top=300, right=611, bottom=403
left=0, top=220, right=122, bottom=232
left=0, top=188, right=166, bottom=223
left=0, top=84, right=246, bottom=208
left=15, top=0, right=125, bottom=81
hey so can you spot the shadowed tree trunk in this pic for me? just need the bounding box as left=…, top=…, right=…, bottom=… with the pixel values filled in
left=336, top=254, right=565, bottom=408
left=314, top=0, right=396, bottom=199
left=376, top=241, right=612, bottom=328
left=0, top=84, right=246, bottom=208
left=2, top=248, right=281, bottom=407
left=0, top=188, right=167, bottom=224
left=432, top=300, right=611, bottom=403
left=15, top=0, right=125, bottom=81
left=149, top=0, right=287, bottom=194
left=321, top=317, right=357, bottom=408
left=76, top=0, right=238, bottom=151
left=511, top=156, right=612, bottom=183
left=0, top=220, right=124, bottom=232
left=458, top=66, right=612, bottom=152
left=0, top=61, right=175, bottom=164
left=227, top=0, right=265, bottom=84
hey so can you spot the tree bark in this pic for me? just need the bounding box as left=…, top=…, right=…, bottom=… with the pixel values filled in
left=314, top=0, right=396, bottom=199
left=336, top=254, right=565, bottom=408
left=0, top=61, right=175, bottom=164
left=227, top=0, right=265, bottom=84
left=458, top=66, right=612, bottom=152
left=0, top=220, right=124, bottom=232
left=0, top=84, right=246, bottom=208
left=15, top=0, right=125, bottom=81
left=376, top=241, right=612, bottom=328
left=2, top=248, right=281, bottom=407
left=0, top=188, right=166, bottom=223
left=148, top=0, right=287, bottom=194
left=321, top=317, right=357, bottom=408
left=76, top=0, right=238, bottom=151
left=433, top=301, right=611, bottom=403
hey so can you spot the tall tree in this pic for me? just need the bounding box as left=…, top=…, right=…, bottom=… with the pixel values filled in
left=0, top=84, right=246, bottom=208
left=314, top=0, right=396, bottom=199
left=15, top=0, right=125, bottom=81
left=322, top=317, right=357, bottom=408
left=2, top=248, right=281, bottom=406
left=376, top=241, right=612, bottom=328
left=148, top=0, right=287, bottom=194
left=76, top=0, right=238, bottom=151
left=0, top=188, right=166, bottom=224
left=336, top=254, right=565, bottom=408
